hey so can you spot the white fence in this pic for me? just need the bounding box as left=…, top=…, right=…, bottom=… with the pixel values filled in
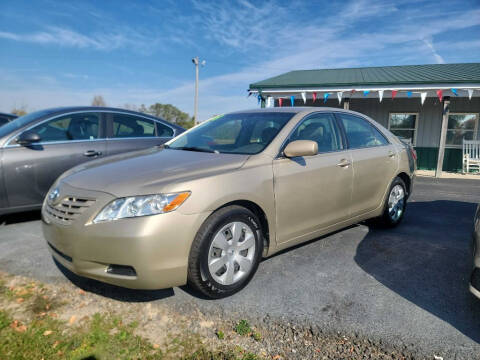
left=463, top=140, right=480, bottom=173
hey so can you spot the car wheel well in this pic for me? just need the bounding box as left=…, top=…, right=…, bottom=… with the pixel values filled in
left=397, top=172, right=411, bottom=197
left=217, top=200, right=270, bottom=256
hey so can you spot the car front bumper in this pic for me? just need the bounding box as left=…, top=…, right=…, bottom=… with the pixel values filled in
left=42, top=182, right=210, bottom=290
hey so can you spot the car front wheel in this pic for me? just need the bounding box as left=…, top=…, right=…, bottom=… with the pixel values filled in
left=187, top=205, right=263, bottom=298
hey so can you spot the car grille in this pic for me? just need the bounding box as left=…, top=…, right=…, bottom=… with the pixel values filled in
left=44, top=196, right=95, bottom=224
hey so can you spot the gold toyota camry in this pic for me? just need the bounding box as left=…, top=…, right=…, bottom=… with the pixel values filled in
left=42, top=108, right=416, bottom=298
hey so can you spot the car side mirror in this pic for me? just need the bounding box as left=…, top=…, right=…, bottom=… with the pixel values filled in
left=17, top=131, right=41, bottom=146
left=284, top=140, right=318, bottom=158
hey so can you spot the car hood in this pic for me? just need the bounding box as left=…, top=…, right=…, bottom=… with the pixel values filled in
left=62, top=148, right=249, bottom=197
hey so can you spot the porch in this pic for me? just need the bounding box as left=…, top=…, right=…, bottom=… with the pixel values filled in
left=249, top=63, right=480, bottom=176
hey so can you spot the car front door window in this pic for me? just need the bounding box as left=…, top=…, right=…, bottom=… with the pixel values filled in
left=22, top=113, right=100, bottom=143
left=289, top=112, right=343, bottom=153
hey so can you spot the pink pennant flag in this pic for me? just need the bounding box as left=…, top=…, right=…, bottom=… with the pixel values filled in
left=391, top=90, right=398, bottom=100
left=278, top=98, right=283, bottom=107
left=312, top=92, right=317, bottom=102
left=436, top=89, right=443, bottom=102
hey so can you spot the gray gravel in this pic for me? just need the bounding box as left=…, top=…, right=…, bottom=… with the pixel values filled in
left=1, top=176, right=480, bottom=359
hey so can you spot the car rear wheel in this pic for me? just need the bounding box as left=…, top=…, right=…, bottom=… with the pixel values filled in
left=377, top=176, right=407, bottom=227
left=187, top=205, right=263, bottom=298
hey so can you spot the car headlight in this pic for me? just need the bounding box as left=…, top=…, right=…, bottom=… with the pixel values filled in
left=93, top=192, right=191, bottom=223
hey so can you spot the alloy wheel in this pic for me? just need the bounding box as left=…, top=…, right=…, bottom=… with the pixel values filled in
left=388, top=184, right=405, bottom=222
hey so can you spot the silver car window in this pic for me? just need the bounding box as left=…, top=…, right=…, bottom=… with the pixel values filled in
left=20, top=113, right=101, bottom=144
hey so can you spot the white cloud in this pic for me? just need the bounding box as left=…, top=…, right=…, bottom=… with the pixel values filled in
left=422, top=38, right=445, bottom=64
left=0, top=26, right=155, bottom=52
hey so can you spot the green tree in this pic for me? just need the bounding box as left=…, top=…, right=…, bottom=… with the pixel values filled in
left=147, top=103, right=194, bottom=129
left=11, top=106, right=27, bottom=116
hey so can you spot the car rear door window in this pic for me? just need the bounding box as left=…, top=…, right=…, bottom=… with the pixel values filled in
left=338, top=113, right=388, bottom=149
left=112, top=114, right=159, bottom=138
left=25, top=113, right=100, bottom=143
left=156, top=121, right=174, bottom=137
left=289, top=112, right=343, bottom=153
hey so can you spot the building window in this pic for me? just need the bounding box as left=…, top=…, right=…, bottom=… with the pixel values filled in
left=388, top=113, right=418, bottom=145
left=446, top=113, right=479, bottom=146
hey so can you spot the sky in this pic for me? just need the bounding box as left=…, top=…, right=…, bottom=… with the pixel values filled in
left=1, top=0, right=480, bottom=120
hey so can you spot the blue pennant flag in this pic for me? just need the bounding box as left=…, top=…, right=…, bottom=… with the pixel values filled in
left=407, top=91, right=412, bottom=98
left=290, top=95, right=295, bottom=106
left=363, top=90, right=370, bottom=97
left=451, top=88, right=458, bottom=96
left=323, top=93, right=330, bottom=103
left=257, top=94, right=262, bottom=104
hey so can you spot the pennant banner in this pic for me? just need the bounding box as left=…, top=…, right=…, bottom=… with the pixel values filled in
left=391, top=90, right=398, bottom=99
left=451, top=88, right=458, bottom=96
left=407, top=91, right=412, bottom=98
left=436, top=89, right=443, bottom=102
left=301, top=92, right=306, bottom=104
left=290, top=95, right=295, bottom=107
left=337, top=91, right=343, bottom=104
left=378, top=90, right=384, bottom=102
left=278, top=98, right=283, bottom=107
left=420, top=92, right=427, bottom=105
left=312, top=92, right=317, bottom=102
left=266, top=96, right=273, bottom=108
left=257, top=94, right=262, bottom=105
left=468, top=89, right=474, bottom=100
left=363, top=90, right=370, bottom=97
left=323, top=93, right=330, bottom=103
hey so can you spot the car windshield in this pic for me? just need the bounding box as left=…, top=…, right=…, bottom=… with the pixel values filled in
left=167, top=112, right=295, bottom=155
left=0, top=109, right=55, bottom=138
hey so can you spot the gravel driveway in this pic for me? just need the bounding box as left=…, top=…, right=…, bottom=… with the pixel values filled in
left=1, top=176, right=480, bottom=358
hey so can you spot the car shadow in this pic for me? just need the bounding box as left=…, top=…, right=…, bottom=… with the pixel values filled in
left=355, top=200, right=480, bottom=344
left=53, top=258, right=174, bottom=302
left=0, top=210, right=41, bottom=225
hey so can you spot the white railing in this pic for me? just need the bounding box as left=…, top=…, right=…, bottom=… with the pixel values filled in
left=463, top=139, right=480, bottom=173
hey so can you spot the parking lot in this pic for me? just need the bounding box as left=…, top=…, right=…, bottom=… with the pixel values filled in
left=1, top=176, right=480, bottom=358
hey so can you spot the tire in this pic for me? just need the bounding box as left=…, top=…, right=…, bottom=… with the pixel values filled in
left=376, top=176, right=407, bottom=228
left=187, top=205, right=264, bottom=298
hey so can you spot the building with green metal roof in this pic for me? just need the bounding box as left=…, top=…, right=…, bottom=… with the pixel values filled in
left=249, top=63, right=480, bottom=175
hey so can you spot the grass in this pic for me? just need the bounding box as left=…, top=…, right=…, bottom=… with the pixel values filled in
left=234, top=320, right=261, bottom=341
left=0, top=275, right=263, bottom=360
left=234, top=320, right=252, bottom=336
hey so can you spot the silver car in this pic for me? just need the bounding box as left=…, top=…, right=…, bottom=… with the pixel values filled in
left=0, top=106, right=184, bottom=215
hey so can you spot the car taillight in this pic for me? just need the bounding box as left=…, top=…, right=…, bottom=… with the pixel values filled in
left=410, top=147, right=417, bottom=161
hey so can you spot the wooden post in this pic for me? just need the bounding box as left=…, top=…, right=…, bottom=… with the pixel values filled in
left=343, top=98, right=350, bottom=110
left=435, top=97, right=450, bottom=178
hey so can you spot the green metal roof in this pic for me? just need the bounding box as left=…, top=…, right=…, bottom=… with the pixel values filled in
left=249, top=63, right=480, bottom=90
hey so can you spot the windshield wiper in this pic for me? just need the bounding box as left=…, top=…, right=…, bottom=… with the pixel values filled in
left=172, top=146, right=217, bottom=153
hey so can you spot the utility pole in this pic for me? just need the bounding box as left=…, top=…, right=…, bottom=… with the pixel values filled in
left=192, top=57, right=205, bottom=124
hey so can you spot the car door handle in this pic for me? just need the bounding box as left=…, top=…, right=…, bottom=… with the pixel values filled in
left=84, top=150, right=102, bottom=157
left=388, top=151, right=396, bottom=158
left=337, top=159, right=351, bottom=167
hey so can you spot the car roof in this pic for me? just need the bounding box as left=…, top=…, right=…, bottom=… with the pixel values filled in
left=227, top=106, right=371, bottom=118
left=0, top=112, right=17, bottom=118
left=18, top=106, right=184, bottom=130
